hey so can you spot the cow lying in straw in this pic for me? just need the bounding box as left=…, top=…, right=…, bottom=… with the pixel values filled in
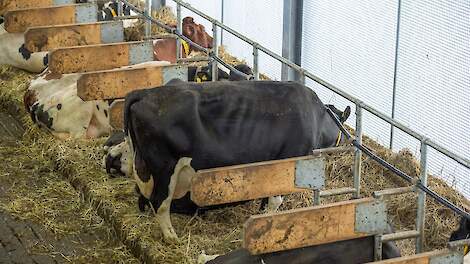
left=23, top=61, right=171, bottom=139
left=109, top=80, right=351, bottom=241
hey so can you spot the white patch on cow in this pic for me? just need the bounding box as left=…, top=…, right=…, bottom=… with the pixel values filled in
left=197, top=252, right=219, bottom=264
left=0, top=24, right=47, bottom=73
left=464, top=254, right=469, bottom=264
left=267, top=195, right=283, bottom=212
left=27, top=72, right=112, bottom=139
left=173, top=162, right=195, bottom=199
left=155, top=157, right=192, bottom=241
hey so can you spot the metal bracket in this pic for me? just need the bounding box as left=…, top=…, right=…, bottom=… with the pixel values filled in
left=129, top=41, right=154, bottom=65
left=75, top=4, right=98, bottom=24
left=100, top=21, right=125, bottom=44
left=294, top=158, right=325, bottom=190
left=355, top=200, right=387, bottom=234
left=162, top=65, right=188, bottom=83
left=429, top=250, right=464, bottom=264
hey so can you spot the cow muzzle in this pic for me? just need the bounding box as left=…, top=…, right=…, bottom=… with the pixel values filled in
left=105, top=152, right=123, bottom=176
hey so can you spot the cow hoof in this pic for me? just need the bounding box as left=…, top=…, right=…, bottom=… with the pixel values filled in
left=197, top=251, right=219, bottom=264
left=162, top=229, right=179, bottom=244
left=138, top=195, right=149, bottom=212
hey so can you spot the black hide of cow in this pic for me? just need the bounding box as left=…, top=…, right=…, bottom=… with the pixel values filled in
left=207, top=236, right=400, bottom=264
left=124, top=80, right=349, bottom=215
left=450, top=217, right=470, bottom=256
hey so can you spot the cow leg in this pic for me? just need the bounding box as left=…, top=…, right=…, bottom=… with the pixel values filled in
left=266, top=195, right=283, bottom=212
left=155, top=157, right=193, bottom=242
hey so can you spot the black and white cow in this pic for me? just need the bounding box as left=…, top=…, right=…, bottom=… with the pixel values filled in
left=0, top=0, right=130, bottom=73
left=0, top=20, right=48, bottom=73
left=24, top=61, right=170, bottom=139
left=121, top=80, right=350, bottom=241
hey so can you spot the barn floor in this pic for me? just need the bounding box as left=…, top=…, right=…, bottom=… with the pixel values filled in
left=0, top=109, right=139, bottom=263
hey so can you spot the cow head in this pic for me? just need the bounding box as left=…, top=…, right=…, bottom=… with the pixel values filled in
left=102, top=131, right=134, bottom=177
left=323, top=104, right=351, bottom=147
left=450, top=217, right=470, bottom=256
left=182, top=16, right=213, bottom=51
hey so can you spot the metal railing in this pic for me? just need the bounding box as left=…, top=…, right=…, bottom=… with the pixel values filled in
left=113, top=0, right=469, bottom=256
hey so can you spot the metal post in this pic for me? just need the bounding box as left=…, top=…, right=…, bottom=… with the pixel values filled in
left=353, top=104, right=363, bottom=199
left=220, top=0, right=224, bottom=46
left=253, top=45, right=259, bottom=80
left=416, top=140, right=428, bottom=253
left=145, top=0, right=151, bottom=37
left=313, top=190, right=320, bottom=205
left=374, top=235, right=383, bottom=261
left=117, top=0, right=123, bottom=16
left=176, top=3, right=182, bottom=59
left=281, top=0, right=303, bottom=81
left=212, top=21, right=218, bottom=82
left=389, top=0, right=402, bottom=150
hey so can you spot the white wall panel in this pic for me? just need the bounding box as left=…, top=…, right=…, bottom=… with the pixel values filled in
left=222, top=0, right=284, bottom=80
left=393, top=0, right=470, bottom=197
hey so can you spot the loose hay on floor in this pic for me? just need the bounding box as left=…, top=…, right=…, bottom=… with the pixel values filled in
left=1, top=59, right=468, bottom=263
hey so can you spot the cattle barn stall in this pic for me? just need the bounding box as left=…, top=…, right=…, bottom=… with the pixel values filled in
left=0, top=0, right=469, bottom=263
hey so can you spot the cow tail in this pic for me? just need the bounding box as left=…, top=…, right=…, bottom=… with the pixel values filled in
left=123, top=92, right=143, bottom=136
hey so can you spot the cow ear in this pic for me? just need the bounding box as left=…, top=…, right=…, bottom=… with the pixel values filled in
left=341, top=106, right=351, bottom=122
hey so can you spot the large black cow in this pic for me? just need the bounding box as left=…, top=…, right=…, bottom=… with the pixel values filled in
left=200, top=235, right=400, bottom=264
left=123, top=80, right=351, bottom=241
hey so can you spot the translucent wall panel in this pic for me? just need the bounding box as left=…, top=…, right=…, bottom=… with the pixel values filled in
left=302, top=0, right=398, bottom=146
left=222, top=0, right=284, bottom=80
left=394, top=0, right=470, bottom=197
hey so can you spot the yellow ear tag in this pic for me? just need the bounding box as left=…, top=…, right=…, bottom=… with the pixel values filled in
left=110, top=8, right=117, bottom=18
left=196, top=77, right=202, bottom=83
left=181, top=40, right=190, bottom=57
left=202, top=75, right=208, bottom=81
left=464, top=244, right=469, bottom=256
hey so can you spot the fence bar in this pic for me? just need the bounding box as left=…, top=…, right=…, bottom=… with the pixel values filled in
left=319, top=187, right=356, bottom=197
left=390, top=0, right=403, bottom=150
left=253, top=45, right=259, bottom=80
left=416, top=141, right=428, bottom=253
left=373, top=186, right=415, bottom=198
left=374, top=235, right=383, bottom=261
left=382, top=230, right=420, bottom=242
left=145, top=0, right=151, bottom=37
left=313, top=190, right=320, bottom=205
left=212, top=21, right=218, bottom=81
left=326, top=108, right=470, bottom=220
left=176, top=3, right=182, bottom=59
left=353, top=105, right=363, bottom=199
